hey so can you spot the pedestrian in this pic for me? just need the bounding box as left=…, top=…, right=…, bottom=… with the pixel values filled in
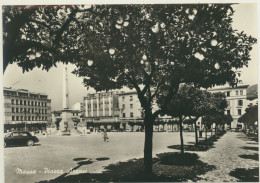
left=103, top=129, right=109, bottom=142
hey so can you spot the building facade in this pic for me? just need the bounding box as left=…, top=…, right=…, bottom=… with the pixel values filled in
left=118, top=90, right=174, bottom=131
left=83, top=91, right=120, bottom=131
left=208, top=84, right=258, bottom=129
left=3, top=87, right=52, bottom=132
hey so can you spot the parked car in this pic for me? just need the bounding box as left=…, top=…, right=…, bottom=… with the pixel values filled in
left=4, top=131, right=39, bottom=147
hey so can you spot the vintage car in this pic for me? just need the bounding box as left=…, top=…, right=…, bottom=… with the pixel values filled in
left=4, top=131, right=39, bottom=147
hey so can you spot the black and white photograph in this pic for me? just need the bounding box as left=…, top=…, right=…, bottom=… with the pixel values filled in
left=1, top=0, right=259, bottom=182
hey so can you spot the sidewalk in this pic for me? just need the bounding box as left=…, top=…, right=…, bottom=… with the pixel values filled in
left=196, top=132, right=259, bottom=182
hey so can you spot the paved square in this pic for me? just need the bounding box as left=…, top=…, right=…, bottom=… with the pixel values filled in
left=5, top=132, right=196, bottom=183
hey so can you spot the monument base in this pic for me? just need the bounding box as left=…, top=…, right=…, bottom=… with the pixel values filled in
left=57, top=108, right=82, bottom=136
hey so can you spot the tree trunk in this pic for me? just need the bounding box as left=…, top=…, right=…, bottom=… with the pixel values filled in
left=205, top=125, right=207, bottom=140
left=194, top=121, right=198, bottom=146
left=144, top=114, right=154, bottom=176
left=179, top=117, right=184, bottom=154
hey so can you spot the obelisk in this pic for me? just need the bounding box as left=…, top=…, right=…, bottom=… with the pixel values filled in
left=59, top=66, right=73, bottom=131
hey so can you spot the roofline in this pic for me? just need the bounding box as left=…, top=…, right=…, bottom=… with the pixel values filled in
left=3, top=87, right=48, bottom=96
left=207, top=84, right=250, bottom=91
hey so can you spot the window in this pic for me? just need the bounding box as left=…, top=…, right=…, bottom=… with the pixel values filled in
left=122, top=104, right=125, bottom=109
left=16, top=100, right=18, bottom=105
left=227, top=110, right=230, bottom=115
left=32, top=109, right=34, bottom=113
left=11, top=99, right=14, bottom=104
left=32, top=101, right=34, bottom=106
left=226, top=92, right=230, bottom=97
left=12, top=108, right=15, bottom=113
left=130, top=104, right=133, bottom=109
left=122, top=96, right=125, bottom=101
left=24, top=100, right=26, bottom=105
left=28, top=101, right=30, bottom=106
left=28, top=109, right=31, bottom=113
left=16, top=108, right=19, bottom=112
left=20, top=100, right=23, bottom=105
left=28, top=116, right=31, bottom=120
left=12, top=116, right=15, bottom=121
left=122, top=113, right=126, bottom=118
left=238, top=109, right=242, bottom=115
left=35, top=101, right=37, bottom=106
left=130, top=112, right=134, bottom=117
left=236, top=91, right=239, bottom=96
left=32, top=116, right=34, bottom=121
left=12, top=132, right=20, bottom=137
left=130, top=96, right=133, bottom=101
left=45, top=103, right=47, bottom=107
left=240, top=90, right=243, bottom=95
left=21, top=116, right=23, bottom=120
left=24, top=116, right=27, bottom=121
left=16, top=116, right=19, bottom=121
left=24, top=109, right=27, bottom=113
left=238, top=100, right=243, bottom=106
left=38, top=102, right=41, bottom=106
left=21, top=133, right=28, bottom=137
left=20, top=108, right=23, bottom=113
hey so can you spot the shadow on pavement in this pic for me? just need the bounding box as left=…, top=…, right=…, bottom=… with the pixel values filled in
left=5, top=144, right=41, bottom=148
left=239, top=154, right=259, bottom=161
left=96, top=157, right=110, bottom=161
left=37, top=153, right=215, bottom=182
left=229, top=167, right=259, bottom=182
left=247, top=142, right=258, bottom=145
left=236, top=135, right=258, bottom=142
left=73, top=158, right=87, bottom=161
left=168, top=140, right=215, bottom=152
left=167, top=144, right=214, bottom=151
left=240, top=146, right=259, bottom=151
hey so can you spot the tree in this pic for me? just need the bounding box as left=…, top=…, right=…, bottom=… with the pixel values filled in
left=221, top=114, right=233, bottom=131
left=3, top=4, right=256, bottom=175
left=186, top=88, right=213, bottom=145
left=128, top=121, right=136, bottom=131
left=158, top=84, right=199, bottom=154
left=3, top=5, right=95, bottom=72
left=201, top=92, right=228, bottom=138
left=238, top=104, right=258, bottom=133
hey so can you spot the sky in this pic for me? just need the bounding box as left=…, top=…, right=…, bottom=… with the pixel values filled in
left=2, top=3, right=259, bottom=111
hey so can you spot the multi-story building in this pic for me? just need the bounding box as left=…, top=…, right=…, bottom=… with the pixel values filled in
left=72, top=102, right=83, bottom=111
left=83, top=91, right=120, bottom=131
left=208, top=84, right=258, bottom=129
left=118, top=90, right=174, bottom=131
left=3, top=87, right=52, bottom=132
left=118, top=91, right=143, bottom=130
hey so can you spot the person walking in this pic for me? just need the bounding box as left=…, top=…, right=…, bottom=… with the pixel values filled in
left=103, top=129, right=109, bottom=142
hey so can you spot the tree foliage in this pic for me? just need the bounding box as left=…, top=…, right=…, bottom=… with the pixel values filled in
left=238, top=104, right=258, bottom=126
left=3, top=4, right=257, bottom=175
